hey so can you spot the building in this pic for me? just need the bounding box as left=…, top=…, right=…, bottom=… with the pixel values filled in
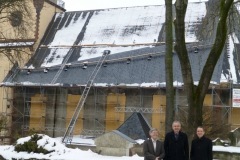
left=1, top=0, right=240, bottom=143
left=94, top=130, right=136, bottom=156
left=0, top=0, right=65, bottom=144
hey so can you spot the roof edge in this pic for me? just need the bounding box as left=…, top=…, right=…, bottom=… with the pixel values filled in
left=64, top=1, right=205, bottom=12
left=45, top=0, right=66, bottom=12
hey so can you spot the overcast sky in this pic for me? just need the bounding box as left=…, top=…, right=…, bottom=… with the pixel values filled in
left=64, top=0, right=207, bottom=11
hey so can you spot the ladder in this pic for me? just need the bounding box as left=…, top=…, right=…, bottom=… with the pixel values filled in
left=51, top=48, right=74, bottom=84
left=62, top=50, right=111, bottom=143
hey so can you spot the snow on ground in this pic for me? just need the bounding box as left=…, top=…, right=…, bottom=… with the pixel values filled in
left=54, top=136, right=95, bottom=146
left=0, top=135, right=143, bottom=160
left=213, top=146, right=240, bottom=153
left=0, top=134, right=239, bottom=160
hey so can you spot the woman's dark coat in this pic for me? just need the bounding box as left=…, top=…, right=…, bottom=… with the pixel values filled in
left=190, top=136, right=212, bottom=160
left=164, top=131, right=189, bottom=160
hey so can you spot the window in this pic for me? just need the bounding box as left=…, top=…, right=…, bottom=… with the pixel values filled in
left=9, top=11, right=22, bottom=27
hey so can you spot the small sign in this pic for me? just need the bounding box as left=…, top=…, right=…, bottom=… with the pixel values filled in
left=232, top=89, right=240, bottom=107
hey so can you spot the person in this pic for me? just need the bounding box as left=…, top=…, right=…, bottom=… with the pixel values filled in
left=190, top=127, right=212, bottom=160
left=164, top=120, right=189, bottom=160
left=143, top=128, right=165, bottom=160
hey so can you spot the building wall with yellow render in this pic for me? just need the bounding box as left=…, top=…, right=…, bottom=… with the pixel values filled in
left=0, top=0, right=65, bottom=144
left=231, top=108, right=240, bottom=130
left=152, top=95, right=166, bottom=139
left=0, top=0, right=64, bottom=49
left=105, top=93, right=126, bottom=132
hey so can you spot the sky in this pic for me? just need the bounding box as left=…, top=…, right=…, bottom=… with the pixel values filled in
left=0, top=134, right=239, bottom=160
left=64, top=0, right=207, bottom=11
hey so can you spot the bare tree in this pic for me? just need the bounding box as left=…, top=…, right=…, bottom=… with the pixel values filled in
left=0, top=0, right=34, bottom=64
left=173, top=0, right=234, bottom=142
left=176, top=106, right=229, bottom=140
left=202, top=106, right=229, bottom=140
left=0, top=113, right=9, bottom=134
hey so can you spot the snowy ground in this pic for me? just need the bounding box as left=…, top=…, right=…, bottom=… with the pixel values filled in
left=0, top=135, right=143, bottom=160
left=0, top=134, right=239, bottom=160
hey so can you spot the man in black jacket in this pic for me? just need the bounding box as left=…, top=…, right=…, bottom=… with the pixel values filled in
left=143, top=128, right=165, bottom=160
left=190, top=127, right=212, bottom=160
left=164, top=121, right=189, bottom=160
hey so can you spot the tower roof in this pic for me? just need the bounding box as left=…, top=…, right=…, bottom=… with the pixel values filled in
left=117, top=112, right=151, bottom=140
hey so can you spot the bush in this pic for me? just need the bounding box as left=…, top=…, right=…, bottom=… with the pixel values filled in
left=14, top=134, right=52, bottom=154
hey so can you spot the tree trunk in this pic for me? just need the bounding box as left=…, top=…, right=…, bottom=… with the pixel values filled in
left=165, top=0, right=174, bottom=133
left=174, top=0, right=195, bottom=139
left=196, top=0, right=234, bottom=131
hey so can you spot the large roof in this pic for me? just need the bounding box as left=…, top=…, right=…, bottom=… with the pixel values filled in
left=2, top=1, right=240, bottom=87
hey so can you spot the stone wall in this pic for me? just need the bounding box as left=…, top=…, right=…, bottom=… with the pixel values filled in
left=130, top=144, right=144, bottom=157
left=94, top=131, right=134, bottom=156
left=229, top=128, right=240, bottom=146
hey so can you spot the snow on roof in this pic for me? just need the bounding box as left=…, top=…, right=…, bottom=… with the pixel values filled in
left=230, top=127, right=239, bottom=132
left=185, top=2, right=206, bottom=42
left=41, top=48, right=71, bottom=67
left=221, top=33, right=240, bottom=84
left=50, top=5, right=165, bottom=47
left=0, top=42, right=34, bottom=47
left=235, top=2, right=240, bottom=14
left=0, top=82, right=62, bottom=87
left=135, top=139, right=145, bottom=145
left=227, top=35, right=237, bottom=82
left=80, top=6, right=165, bottom=45
left=50, top=12, right=89, bottom=46
left=41, top=3, right=206, bottom=68
left=55, top=4, right=199, bottom=43
left=0, top=82, right=182, bottom=88
left=78, top=46, right=147, bottom=62
left=2, top=2, right=230, bottom=86
left=212, top=137, right=227, bottom=143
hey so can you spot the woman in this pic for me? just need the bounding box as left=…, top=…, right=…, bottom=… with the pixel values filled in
left=190, top=127, right=212, bottom=160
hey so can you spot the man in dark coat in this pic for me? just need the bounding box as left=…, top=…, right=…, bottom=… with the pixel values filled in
left=190, top=127, right=212, bottom=160
left=143, top=128, right=165, bottom=160
left=164, top=121, right=189, bottom=160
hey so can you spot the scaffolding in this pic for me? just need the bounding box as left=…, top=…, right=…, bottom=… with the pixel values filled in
left=1, top=41, right=240, bottom=143
left=1, top=79, right=239, bottom=144
left=63, top=50, right=110, bottom=143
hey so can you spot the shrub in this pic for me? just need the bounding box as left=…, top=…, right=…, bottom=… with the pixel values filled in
left=14, top=134, right=52, bottom=154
